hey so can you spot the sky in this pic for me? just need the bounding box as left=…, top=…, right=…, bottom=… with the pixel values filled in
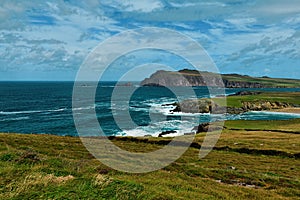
left=0, top=0, right=300, bottom=81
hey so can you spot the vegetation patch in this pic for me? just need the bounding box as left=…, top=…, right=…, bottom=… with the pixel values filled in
left=0, top=118, right=299, bottom=199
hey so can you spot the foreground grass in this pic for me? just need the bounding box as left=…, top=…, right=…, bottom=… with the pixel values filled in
left=0, top=119, right=300, bottom=199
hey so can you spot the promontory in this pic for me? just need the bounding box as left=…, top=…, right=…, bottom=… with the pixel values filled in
left=141, top=69, right=300, bottom=88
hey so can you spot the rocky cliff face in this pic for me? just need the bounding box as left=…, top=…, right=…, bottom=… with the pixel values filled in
left=223, top=80, right=264, bottom=88
left=141, top=70, right=225, bottom=87
left=141, top=70, right=265, bottom=88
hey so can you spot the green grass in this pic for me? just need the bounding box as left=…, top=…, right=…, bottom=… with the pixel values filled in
left=224, top=118, right=300, bottom=132
left=1, top=119, right=300, bottom=199
left=213, top=92, right=300, bottom=108
left=222, top=74, right=300, bottom=88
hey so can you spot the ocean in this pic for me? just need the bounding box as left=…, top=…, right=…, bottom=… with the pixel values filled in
left=1, top=81, right=300, bottom=137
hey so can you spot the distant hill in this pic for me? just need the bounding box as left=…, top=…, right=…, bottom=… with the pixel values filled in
left=140, top=69, right=300, bottom=88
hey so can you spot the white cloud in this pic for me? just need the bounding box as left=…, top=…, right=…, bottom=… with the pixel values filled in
left=102, top=0, right=163, bottom=13
left=209, top=26, right=300, bottom=77
left=0, top=0, right=300, bottom=79
left=225, top=18, right=257, bottom=30
left=264, top=68, right=271, bottom=73
left=0, top=1, right=127, bottom=73
left=0, top=1, right=25, bottom=20
left=257, top=1, right=300, bottom=15
left=169, top=1, right=226, bottom=8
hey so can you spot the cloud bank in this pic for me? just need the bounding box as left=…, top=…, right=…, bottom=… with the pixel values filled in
left=0, top=0, right=299, bottom=80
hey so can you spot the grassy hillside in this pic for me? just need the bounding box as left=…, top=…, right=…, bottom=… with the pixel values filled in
left=213, top=92, right=300, bottom=108
left=222, top=74, right=300, bottom=88
left=176, top=69, right=300, bottom=88
left=1, top=119, right=300, bottom=199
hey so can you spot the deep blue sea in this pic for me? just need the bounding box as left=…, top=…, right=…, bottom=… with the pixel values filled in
left=1, top=82, right=300, bottom=137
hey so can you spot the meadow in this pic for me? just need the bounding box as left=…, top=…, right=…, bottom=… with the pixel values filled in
left=1, top=119, right=299, bottom=199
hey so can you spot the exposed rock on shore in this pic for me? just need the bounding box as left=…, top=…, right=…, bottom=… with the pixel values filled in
left=229, top=91, right=262, bottom=96
left=158, top=130, right=177, bottom=137
left=192, top=122, right=224, bottom=133
left=242, top=101, right=291, bottom=111
left=171, top=99, right=295, bottom=114
left=171, top=99, right=226, bottom=114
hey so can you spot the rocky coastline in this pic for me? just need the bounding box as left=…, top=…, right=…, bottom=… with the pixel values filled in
left=157, top=99, right=297, bottom=137
left=170, top=97, right=296, bottom=115
left=155, top=91, right=299, bottom=137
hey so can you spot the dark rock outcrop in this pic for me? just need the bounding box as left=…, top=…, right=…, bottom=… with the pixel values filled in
left=192, top=123, right=223, bottom=133
left=171, top=99, right=226, bottom=114
left=223, top=80, right=264, bottom=88
left=229, top=91, right=262, bottom=96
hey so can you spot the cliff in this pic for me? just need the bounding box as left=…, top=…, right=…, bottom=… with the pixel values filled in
left=141, top=69, right=300, bottom=88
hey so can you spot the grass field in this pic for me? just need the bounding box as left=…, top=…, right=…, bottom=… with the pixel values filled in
left=213, top=92, right=300, bottom=108
left=1, top=119, right=299, bottom=199
left=222, top=74, right=300, bottom=88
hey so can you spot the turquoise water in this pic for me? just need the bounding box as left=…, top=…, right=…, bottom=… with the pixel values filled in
left=1, top=82, right=300, bottom=136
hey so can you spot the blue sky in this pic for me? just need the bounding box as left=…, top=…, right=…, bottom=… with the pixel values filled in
left=0, top=0, right=300, bottom=81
